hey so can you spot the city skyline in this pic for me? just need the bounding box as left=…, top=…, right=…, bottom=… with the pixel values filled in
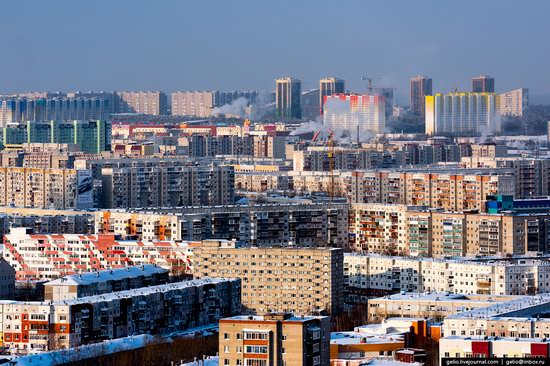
left=1, top=0, right=549, bottom=104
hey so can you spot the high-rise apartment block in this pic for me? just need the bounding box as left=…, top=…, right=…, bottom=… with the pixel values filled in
left=425, top=92, right=501, bottom=136
left=94, top=202, right=348, bottom=247
left=2, top=120, right=111, bottom=153
left=114, top=91, right=167, bottom=115
left=301, top=88, right=320, bottom=120
left=348, top=204, right=550, bottom=257
left=410, top=76, right=432, bottom=116
left=3, top=228, right=194, bottom=280
left=171, top=91, right=258, bottom=117
left=219, top=313, right=331, bottom=366
left=98, top=164, right=235, bottom=208
left=0, top=167, right=93, bottom=209
left=0, top=96, right=112, bottom=127
left=320, top=77, right=345, bottom=115
left=171, top=91, right=215, bottom=117
left=193, top=240, right=344, bottom=315
left=344, top=254, right=550, bottom=296
left=500, top=88, right=529, bottom=117
left=472, top=75, right=495, bottom=93
left=43, top=265, right=169, bottom=301
left=275, top=77, right=302, bottom=119
left=324, top=94, right=386, bottom=135
left=0, top=278, right=240, bottom=354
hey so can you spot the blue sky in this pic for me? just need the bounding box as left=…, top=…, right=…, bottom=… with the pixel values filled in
left=2, top=0, right=549, bottom=103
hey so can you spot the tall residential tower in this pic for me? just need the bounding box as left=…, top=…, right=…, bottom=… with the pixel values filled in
left=275, top=77, right=302, bottom=119
left=319, top=77, right=345, bottom=115
left=425, top=92, right=501, bottom=136
left=472, top=75, right=495, bottom=93
left=410, top=76, right=432, bottom=116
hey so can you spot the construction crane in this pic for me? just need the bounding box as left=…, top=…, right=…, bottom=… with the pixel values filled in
left=360, top=76, right=381, bottom=93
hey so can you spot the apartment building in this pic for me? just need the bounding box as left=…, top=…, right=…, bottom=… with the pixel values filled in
left=0, top=167, right=93, bottom=209
left=0, top=278, right=240, bottom=355
left=171, top=91, right=215, bottom=117
left=0, top=258, right=15, bottom=299
left=2, top=120, right=111, bottom=153
left=43, top=265, right=169, bottom=301
left=0, top=212, right=94, bottom=241
left=182, top=134, right=285, bottom=159
left=367, top=292, right=520, bottom=323
left=94, top=202, right=349, bottom=248
left=193, top=240, right=344, bottom=315
left=324, top=94, right=386, bottom=135
left=461, top=158, right=550, bottom=200
left=344, top=254, right=550, bottom=297
left=342, top=169, right=515, bottom=211
left=440, top=336, right=550, bottom=360
left=0, top=96, right=111, bottom=127
left=2, top=228, right=195, bottom=280
left=442, top=294, right=550, bottom=340
left=99, top=164, right=235, bottom=208
left=425, top=92, right=501, bottom=136
left=235, top=172, right=290, bottom=192
left=499, top=88, right=529, bottom=117
left=347, top=203, right=550, bottom=257
left=114, top=91, right=167, bottom=115
left=219, top=313, right=330, bottom=366
left=348, top=204, right=409, bottom=255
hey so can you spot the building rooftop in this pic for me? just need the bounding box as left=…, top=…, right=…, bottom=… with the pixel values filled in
left=222, top=313, right=327, bottom=323
left=330, top=332, right=404, bottom=345
left=447, top=294, right=550, bottom=320
left=54, top=278, right=238, bottom=306
left=44, top=265, right=168, bottom=287
left=376, top=292, right=520, bottom=303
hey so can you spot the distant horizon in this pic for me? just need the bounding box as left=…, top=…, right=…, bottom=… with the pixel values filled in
left=2, top=85, right=549, bottom=107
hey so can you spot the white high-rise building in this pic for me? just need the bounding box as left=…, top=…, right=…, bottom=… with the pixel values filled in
left=500, top=88, right=529, bottom=117
left=323, top=94, right=386, bottom=135
left=425, top=92, right=501, bottom=136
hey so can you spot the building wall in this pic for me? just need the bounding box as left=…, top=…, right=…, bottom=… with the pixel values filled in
left=193, top=241, right=344, bottom=315
left=426, top=92, right=501, bottom=136
left=219, top=314, right=330, bottom=366
left=0, top=278, right=240, bottom=355
left=114, top=91, right=167, bottom=115
left=171, top=91, right=215, bottom=117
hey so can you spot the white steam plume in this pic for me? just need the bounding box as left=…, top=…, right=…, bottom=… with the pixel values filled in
left=212, top=97, right=249, bottom=118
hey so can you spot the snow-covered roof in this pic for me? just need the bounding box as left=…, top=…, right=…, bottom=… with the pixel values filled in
left=44, top=265, right=168, bottom=287
left=331, top=332, right=404, bottom=345
left=54, top=278, right=237, bottom=306
left=447, top=294, right=550, bottom=320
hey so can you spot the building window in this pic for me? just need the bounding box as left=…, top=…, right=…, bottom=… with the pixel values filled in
left=313, top=356, right=320, bottom=365
left=224, top=333, right=230, bottom=340
left=245, top=346, right=268, bottom=354
left=244, top=332, right=268, bottom=340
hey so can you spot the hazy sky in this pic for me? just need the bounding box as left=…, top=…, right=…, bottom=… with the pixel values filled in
left=2, top=0, right=550, bottom=103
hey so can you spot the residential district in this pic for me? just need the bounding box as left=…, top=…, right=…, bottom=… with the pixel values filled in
left=0, top=76, right=547, bottom=366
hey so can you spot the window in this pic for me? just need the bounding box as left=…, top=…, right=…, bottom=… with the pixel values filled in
left=312, top=331, right=320, bottom=340
left=224, top=359, right=230, bottom=366
left=224, top=346, right=229, bottom=353
left=245, top=360, right=267, bottom=366
left=313, top=356, right=320, bottom=365
left=244, top=332, right=268, bottom=340
left=245, top=346, right=268, bottom=354
left=224, top=333, right=230, bottom=340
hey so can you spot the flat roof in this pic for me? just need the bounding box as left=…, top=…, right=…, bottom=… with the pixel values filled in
left=44, top=265, right=168, bottom=286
